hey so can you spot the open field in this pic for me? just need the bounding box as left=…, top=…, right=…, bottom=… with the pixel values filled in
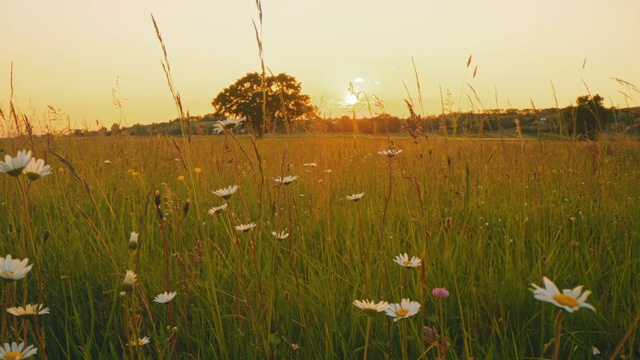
left=0, top=134, right=639, bottom=359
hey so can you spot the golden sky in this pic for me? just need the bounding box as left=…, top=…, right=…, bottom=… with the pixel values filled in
left=1, top=0, right=639, bottom=129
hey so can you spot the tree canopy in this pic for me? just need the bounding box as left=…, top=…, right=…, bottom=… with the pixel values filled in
left=211, top=72, right=316, bottom=134
left=569, top=94, right=611, bottom=138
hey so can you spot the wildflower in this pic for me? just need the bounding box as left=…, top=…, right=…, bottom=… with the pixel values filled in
left=194, top=167, right=202, bottom=174
left=353, top=299, right=389, bottom=316
left=444, top=217, right=452, bottom=230
left=235, top=223, right=256, bottom=232
left=121, top=270, right=137, bottom=292
left=0, top=150, right=32, bottom=177
left=530, top=277, right=595, bottom=313
left=592, top=346, right=600, bottom=355
left=274, top=175, right=299, bottom=185
left=212, top=185, right=239, bottom=199
left=324, top=169, right=332, bottom=173
left=303, top=163, right=317, bottom=167
left=385, top=298, right=421, bottom=321
left=346, top=193, right=364, bottom=202
left=208, top=204, right=228, bottom=215
left=0, top=255, right=33, bottom=282
left=271, top=231, right=289, bottom=240
left=22, top=158, right=52, bottom=181
left=7, top=304, right=49, bottom=319
left=377, top=149, right=403, bottom=158
left=127, top=337, right=150, bottom=346
left=291, top=343, right=299, bottom=351
left=128, top=232, right=139, bottom=250
left=104, top=160, right=111, bottom=164
left=423, top=326, right=440, bottom=345
left=153, top=291, right=177, bottom=304
left=213, top=118, right=244, bottom=134
left=58, top=167, right=64, bottom=173
left=0, top=342, right=38, bottom=359
left=432, top=287, right=450, bottom=299
left=393, top=253, right=421, bottom=268
left=177, top=175, right=185, bottom=181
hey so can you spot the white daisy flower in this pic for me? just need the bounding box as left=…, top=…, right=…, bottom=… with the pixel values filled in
left=7, top=304, right=50, bottom=319
left=153, top=291, right=177, bottom=304
left=274, top=175, right=298, bottom=185
left=0, top=342, right=38, bottom=359
left=353, top=299, right=389, bottom=316
left=271, top=231, right=289, bottom=240
left=104, top=160, right=111, bottom=164
left=346, top=193, right=364, bottom=201
left=127, top=337, right=150, bottom=346
left=324, top=169, right=332, bottom=173
left=303, top=163, right=317, bottom=167
left=0, top=150, right=33, bottom=177
left=208, top=203, right=228, bottom=215
left=212, top=185, right=239, bottom=199
left=377, top=149, right=403, bottom=158
left=531, top=277, right=596, bottom=313
left=23, top=158, right=52, bottom=181
left=235, top=223, right=256, bottom=232
left=0, top=255, right=33, bottom=282
left=385, top=298, right=421, bottom=321
left=393, top=253, right=421, bottom=268
left=213, top=118, right=244, bottom=134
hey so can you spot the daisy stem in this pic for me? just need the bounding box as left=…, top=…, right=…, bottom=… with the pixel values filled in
left=364, top=316, right=372, bottom=360
left=18, top=178, right=47, bottom=358
left=400, top=319, right=408, bottom=360
left=158, top=216, right=174, bottom=328
left=1, top=283, right=9, bottom=342
left=380, top=157, right=393, bottom=252
left=356, top=204, right=369, bottom=298
left=552, top=310, right=564, bottom=360
left=380, top=157, right=394, bottom=297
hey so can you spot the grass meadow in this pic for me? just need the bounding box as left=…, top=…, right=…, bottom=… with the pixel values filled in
left=0, top=132, right=638, bottom=359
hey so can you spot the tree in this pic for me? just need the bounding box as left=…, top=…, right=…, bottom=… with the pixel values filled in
left=110, top=123, right=120, bottom=135
left=569, top=94, right=610, bottom=139
left=211, top=72, right=316, bottom=136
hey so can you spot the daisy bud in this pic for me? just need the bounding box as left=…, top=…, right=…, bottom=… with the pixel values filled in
left=121, top=270, right=137, bottom=292
left=128, top=232, right=139, bottom=250
left=154, top=189, right=161, bottom=207
left=183, top=199, right=190, bottom=216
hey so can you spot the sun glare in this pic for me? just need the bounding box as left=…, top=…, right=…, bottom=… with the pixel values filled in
left=345, top=94, right=358, bottom=105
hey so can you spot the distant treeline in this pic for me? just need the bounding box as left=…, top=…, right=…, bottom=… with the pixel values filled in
left=79, top=96, right=639, bottom=139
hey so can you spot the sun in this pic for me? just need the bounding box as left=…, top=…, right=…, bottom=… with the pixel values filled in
left=345, top=94, right=358, bottom=105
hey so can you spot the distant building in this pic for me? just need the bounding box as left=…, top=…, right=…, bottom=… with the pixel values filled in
left=534, top=117, right=549, bottom=126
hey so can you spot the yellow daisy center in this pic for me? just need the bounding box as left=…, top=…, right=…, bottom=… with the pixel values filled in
left=553, top=294, right=579, bottom=308
left=1, top=271, right=15, bottom=276
left=396, top=309, right=409, bottom=317
left=5, top=351, right=25, bottom=360
left=403, top=261, right=412, bottom=266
